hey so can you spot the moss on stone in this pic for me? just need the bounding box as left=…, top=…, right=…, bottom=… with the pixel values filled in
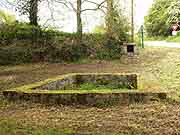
left=5, top=73, right=138, bottom=92
left=2, top=73, right=167, bottom=105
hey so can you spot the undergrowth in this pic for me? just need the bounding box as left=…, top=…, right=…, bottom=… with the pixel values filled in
left=0, top=23, right=125, bottom=65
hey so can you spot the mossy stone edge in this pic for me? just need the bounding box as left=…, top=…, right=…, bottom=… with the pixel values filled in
left=2, top=73, right=167, bottom=105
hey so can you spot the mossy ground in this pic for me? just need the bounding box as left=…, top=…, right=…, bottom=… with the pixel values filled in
left=1, top=46, right=180, bottom=134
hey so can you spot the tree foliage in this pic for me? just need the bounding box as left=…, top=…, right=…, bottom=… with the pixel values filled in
left=144, top=0, right=171, bottom=37
left=93, top=7, right=130, bottom=41
left=110, top=7, right=130, bottom=41
left=105, top=1, right=130, bottom=41
left=0, top=10, right=16, bottom=24
left=93, top=24, right=106, bottom=34
left=15, top=0, right=39, bottom=26
left=167, top=0, right=180, bottom=23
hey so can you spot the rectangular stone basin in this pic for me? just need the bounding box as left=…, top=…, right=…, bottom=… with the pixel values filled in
left=34, top=73, right=138, bottom=90
left=2, top=73, right=167, bottom=106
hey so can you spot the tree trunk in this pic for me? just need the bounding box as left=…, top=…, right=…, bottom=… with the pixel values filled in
left=77, top=0, right=82, bottom=42
left=106, top=0, right=114, bottom=37
left=29, top=0, right=38, bottom=26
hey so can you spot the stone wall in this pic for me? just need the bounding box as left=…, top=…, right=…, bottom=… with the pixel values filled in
left=3, top=91, right=167, bottom=106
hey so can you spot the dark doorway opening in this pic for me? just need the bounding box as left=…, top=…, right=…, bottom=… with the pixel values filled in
left=127, top=45, right=134, bottom=53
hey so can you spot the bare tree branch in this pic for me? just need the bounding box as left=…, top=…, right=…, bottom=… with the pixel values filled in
left=47, top=0, right=56, bottom=23
left=68, top=1, right=77, bottom=12
left=81, top=0, right=106, bottom=13
left=44, top=0, right=107, bottom=14
left=83, top=0, right=107, bottom=8
left=52, top=0, right=72, bottom=10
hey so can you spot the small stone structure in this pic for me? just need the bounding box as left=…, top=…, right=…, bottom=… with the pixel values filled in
left=3, top=73, right=167, bottom=106
left=36, top=73, right=138, bottom=90
left=122, top=43, right=138, bottom=55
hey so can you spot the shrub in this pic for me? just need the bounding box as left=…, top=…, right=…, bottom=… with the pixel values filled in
left=0, top=23, right=123, bottom=65
left=176, top=31, right=180, bottom=36
left=96, top=37, right=122, bottom=60
left=0, top=41, right=33, bottom=65
left=48, top=42, right=90, bottom=62
left=0, top=23, right=41, bottom=45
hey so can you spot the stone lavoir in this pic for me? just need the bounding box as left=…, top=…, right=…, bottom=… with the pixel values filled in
left=3, top=73, right=167, bottom=106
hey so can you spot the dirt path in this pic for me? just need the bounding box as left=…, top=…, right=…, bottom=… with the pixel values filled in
left=1, top=100, right=180, bottom=135
left=145, top=41, right=180, bottom=48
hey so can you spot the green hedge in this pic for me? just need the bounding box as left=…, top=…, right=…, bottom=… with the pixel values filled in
left=0, top=23, right=123, bottom=65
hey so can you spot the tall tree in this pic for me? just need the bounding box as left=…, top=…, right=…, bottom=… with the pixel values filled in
left=77, top=0, right=82, bottom=41
left=16, top=0, right=39, bottom=26
left=105, top=0, right=130, bottom=41
left=29, top=0, right=38, bottom=26
left=106, top=0, right=114, bottom=37
left=65, top=0, right=106, bottom=41
left=46, top=0, right=106, bottom=42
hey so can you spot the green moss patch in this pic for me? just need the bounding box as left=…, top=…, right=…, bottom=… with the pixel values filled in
left=68, top=83, right=131, bottom=90
left=34, top=73, right=138, bottom=91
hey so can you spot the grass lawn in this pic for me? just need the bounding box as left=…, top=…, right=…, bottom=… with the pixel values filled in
left=145, top=36, right=180, bottom=42
left=1, top=46, right=180, bottom=134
